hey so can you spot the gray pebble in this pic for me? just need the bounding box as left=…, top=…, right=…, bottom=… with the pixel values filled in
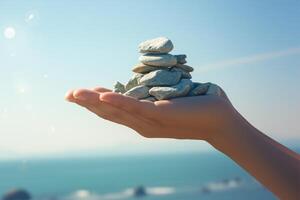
left=139, top=37, right=173, bottom=54
left=132, top=63, right=165, bottom=74
left=124, top=85, right=150, bottom=99
left=139, top=69, right=181, bottom=86
left=206, top=83, right=223, bottom=97
left=113, top=81, right=126, bottom=94
left=141, top=96, right=157, bottom=102
left=175, top=64, right=194, bottom=72
left=149, top=79, right=193, bottom=100
left=174, top=54, right=187, bottom=64
left=188, top=82, right=210, bottom=96
left=171, top=67, right=192, bottom=79
left=125, top=73, right=144, bottom=91
left=139, top=53, right=177, bottom=67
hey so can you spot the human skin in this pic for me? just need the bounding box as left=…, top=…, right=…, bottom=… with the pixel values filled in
left=65, top=86, right=300, bottom=200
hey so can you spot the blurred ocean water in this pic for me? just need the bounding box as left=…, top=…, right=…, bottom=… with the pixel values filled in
left=0, top=152, right=278, bottom=200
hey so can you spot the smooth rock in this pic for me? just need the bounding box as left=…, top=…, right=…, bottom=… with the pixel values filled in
left=139, top=54, right=177, bottom=67
left=188, top=82, right=210, bottom=96
left=174, top=64, right=194, bottom=72
left=124, top=85, right=150, bottom=99
left=171, top=67, right=192, bottom=79
left=149, top=79, right=193, bottom=100
left=139, top=37, right=173, bottom=54
left=113, top=81, right=126, bottom=93
left=206, top=83, right=223, bottom=97
left=141, top=96, right=157, bottom=102
left=125, top=73, right=144, bottom=91
left=139, top=69, right=181, bottom=86
left=174, top=54, right=187, bottom=64
left=132, top=63, right=165, bottom=74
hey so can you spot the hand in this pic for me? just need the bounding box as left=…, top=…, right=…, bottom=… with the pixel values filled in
left=65, top=86, right=300, bottom=199
left=65, top=85, right=240, bottom=142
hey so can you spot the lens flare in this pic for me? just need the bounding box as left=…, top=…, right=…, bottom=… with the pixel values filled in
left=3, top=27, right=16, bottom=39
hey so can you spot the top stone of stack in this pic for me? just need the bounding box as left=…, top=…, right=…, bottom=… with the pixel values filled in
left=138, top=37, right=173, bottom=54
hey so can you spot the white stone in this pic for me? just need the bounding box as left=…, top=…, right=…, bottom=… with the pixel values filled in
left=139, top=37, right=173, bottom=53
left=174, top=64, right=194, bottom=72
left=206, top=83, right=223, bottom=97
left=125, top=73, right=144, bottom=91
left=124, top=85, right=150, bottom=99
left=171, top=67, right=192, bottom=79
left=174, top=54, right=187, bottom=64
left=113, top=81, right=126, bottom=93
left=141, top=96, right=157, bottom=102
left=139, top=69, right=181, bottom=86
left=188, top=82, right=210, bottom=96
left=139, top=54, right=177, bottom=67
left=132, top=63, right=164, bottom=74
left=149, top=79, right=193, bottom=100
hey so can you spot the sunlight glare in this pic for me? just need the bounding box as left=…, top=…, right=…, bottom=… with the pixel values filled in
left=3, top=27, right=16, bottom=39
left=50, top=126, right=56, bottom=133
left=25, top=10, right=39, bottom=24
left=16, top=83, right=30, bottom=94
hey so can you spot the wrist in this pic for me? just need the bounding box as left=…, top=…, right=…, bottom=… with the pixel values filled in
left=206, top=111, right=254, bottom=153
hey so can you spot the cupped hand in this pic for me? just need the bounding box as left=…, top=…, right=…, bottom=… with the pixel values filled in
left=65, top=86, right=239, bottom=141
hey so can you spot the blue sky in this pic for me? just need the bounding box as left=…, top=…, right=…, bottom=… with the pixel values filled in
left=0, top=0, right=299, bottom=159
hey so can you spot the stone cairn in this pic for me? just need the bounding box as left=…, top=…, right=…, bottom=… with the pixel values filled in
left=113, top=37, right=221, bottom=101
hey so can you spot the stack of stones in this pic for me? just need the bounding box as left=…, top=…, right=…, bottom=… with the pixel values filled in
left=113, top=37, right=221, bottom=101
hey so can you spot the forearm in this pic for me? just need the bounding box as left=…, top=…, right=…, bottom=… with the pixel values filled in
left=208, top=113, right=300, bottom=200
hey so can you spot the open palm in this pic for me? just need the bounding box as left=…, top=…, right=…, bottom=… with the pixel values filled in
left=65, top=86, right=236, bottom=141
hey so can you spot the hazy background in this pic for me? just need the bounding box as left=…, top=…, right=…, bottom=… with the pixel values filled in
left=0, top=0, right=299, bottom=160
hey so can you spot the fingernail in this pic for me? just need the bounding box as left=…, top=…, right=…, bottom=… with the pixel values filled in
left=73, top=93, right=87, bottom=101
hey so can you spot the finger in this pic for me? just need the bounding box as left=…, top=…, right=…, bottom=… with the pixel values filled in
left=92, top=87, right=112, bottom=93
left=66, top=89, right=153, bottom=136
left=74, top=97, right=152, bottom=134
left=73, top=97, right=148, bottom=133
left=64, top=89, right=95, bottom=109
left=69, top=89, right=148, bottom=128
left=65, top=89, right=77, bottom=102
left=88, top=102, right=149, bottom=131
left=65, top=87, right=111, bottom=102
left=100, top=92, right=158, bottom=117
left=72, top=89, right=101, bottom=105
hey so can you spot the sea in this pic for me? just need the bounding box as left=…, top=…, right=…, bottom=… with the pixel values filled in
left=0, top=151, right=288, bottom=200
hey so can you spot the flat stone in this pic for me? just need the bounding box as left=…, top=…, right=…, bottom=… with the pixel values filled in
left=124, top=85, right=150, bottom=99
left=139, top=37, right=173, bottom=54
left=171, top=67, right=192, bottom=79
left=139, top=53, right=177, bottom=67
left=206, top=83, right=223, bottom=97
left=175, top=64, right=194, bottom=72
left=149, top=79, right=193, bottom=100
left=132, top=63, right=165, bottom=74
left=139, top=69, right=181, bottom=86
left=141, top=96, right=157, bottom=102
left=113, top=81, right=126, bottom=93
left=174, top=54, right=187, bottom=64
left=125, top=73, right=144, bottom=91
left=188, top=82, right=210, bottom=96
